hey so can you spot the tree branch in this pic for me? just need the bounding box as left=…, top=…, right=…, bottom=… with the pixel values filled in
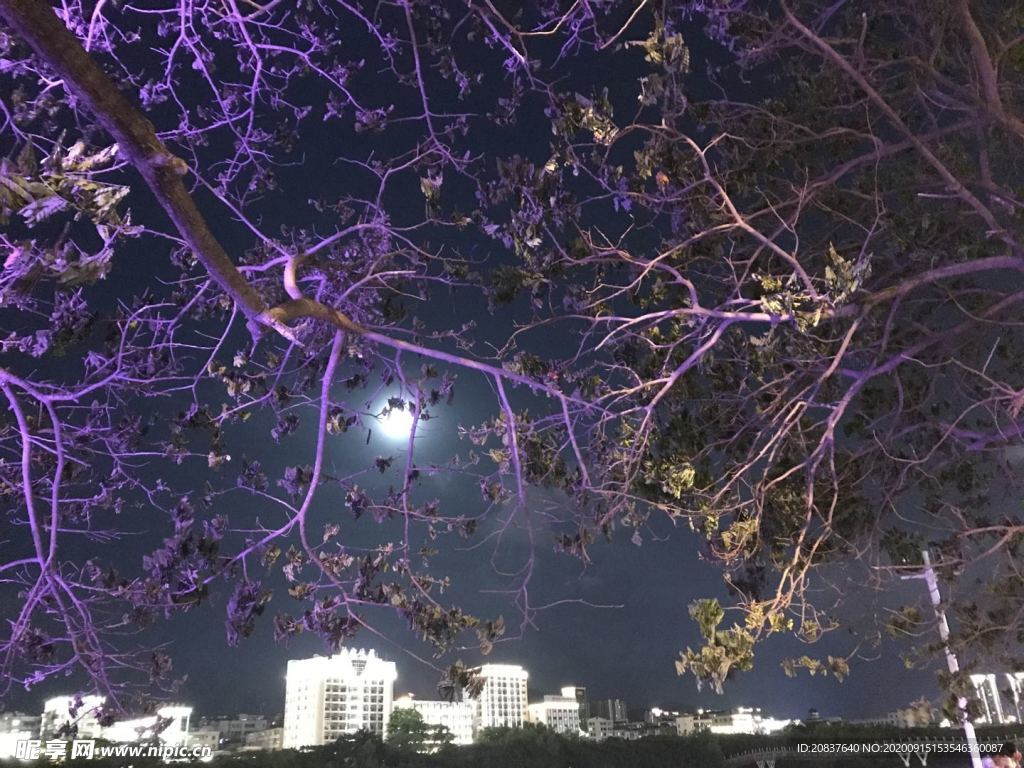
left=0, top=0, right=268, bottom=322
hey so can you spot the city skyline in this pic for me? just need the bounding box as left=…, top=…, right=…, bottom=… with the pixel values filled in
left=14, top=646, right=1020, bottom=728
left=7, top=648, right=1024, bottom=763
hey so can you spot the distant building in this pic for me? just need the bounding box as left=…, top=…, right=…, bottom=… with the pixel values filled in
left=526, top=695, right=581, bottom=734
left=393, top=696, right=474, bottom=745
left=0, top=712, right=42, bottom=759
left=646, top=708, right=681, bottom=725
left=642, top=708, right=681, bottom=736
left=560, top=687, right=589, bottom=727
left=187, top=729, right=221, bottom=753
left=102, top=706, right=192, bottom=746
left=200, top=714, right=268, bottom=745
left=676, top=707, right=791, bottom=736
left=40, top=697, right=194, bottom=747
left=40, top=696, right=107, bottom=741
left=971, top=674, right=1006, bottom=724
left=1006, top=672, right=1024, bottom=723
left=967, top=672, right=1024, bottom=725
left=472, top=664, right=528, bottom=733
left=0, top=712, right=41, bottom=737
left=244, top=727, right=283, bottom=751
left=282, top=649, right=398, bottom=748
left=587, top=717, right=613, bottom=741
left=590, top=698, right=627, bottom=723
left=585, top=717, right=644, bottom=741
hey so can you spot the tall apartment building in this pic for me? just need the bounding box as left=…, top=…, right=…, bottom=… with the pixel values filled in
left=526, top=695, right=581, bottom=734
left=282, top=650, right=397, bottom=748
left=472, top=664, right=528, bottom=733
left=393, top=696, right=474, bottom=745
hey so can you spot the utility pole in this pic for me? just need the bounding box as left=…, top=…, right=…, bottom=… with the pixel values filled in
left=902, top=549, right=982, bottom=768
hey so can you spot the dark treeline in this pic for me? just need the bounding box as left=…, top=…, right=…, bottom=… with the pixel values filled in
left=0, top=728, right=725, bottom=768
left=4, top=723, right=1023, bottom=768
left=217, top=727, right=726, bottom=768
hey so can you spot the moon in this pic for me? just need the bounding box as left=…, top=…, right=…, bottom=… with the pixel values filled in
left=378, top=406, right=415, bottom=440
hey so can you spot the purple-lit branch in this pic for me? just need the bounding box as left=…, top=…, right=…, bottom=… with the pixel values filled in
left=0, top=0, right=1022, bottom=706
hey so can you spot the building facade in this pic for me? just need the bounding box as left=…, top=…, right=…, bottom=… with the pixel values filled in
left=585, top=717, right=645, bottom=741
left=675, top=707, right=791, bottom=736
left=559, top=687, right=589, bottom=729
left=526, top=695, right=581, bottom=734
left=0, top=713, right=42, bottom=759
left=187, top=729, right=221, bottom=753
left=472, top=664, right=528, bottom=733
left=244, top=727, right=283, bottom=751
left=282, top=650, right=398, bottom=748
left=40, top=696, right=106, bottom=741
left=971, top=674, right=1006, bottom=724
left=101, top=705, right=192, bottom=746
left=1006, top=672, right=1024, bottom=723
left=967, top=672, right=1024, bottom=725
left=393, top=696, right=474, bottom=745
left=200, top=714, right=268, bottom=745
left=587, top=717, right=614, bottom=741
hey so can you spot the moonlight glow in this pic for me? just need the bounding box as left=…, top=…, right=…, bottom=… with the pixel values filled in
left=378, top=407, right=415, bottom=440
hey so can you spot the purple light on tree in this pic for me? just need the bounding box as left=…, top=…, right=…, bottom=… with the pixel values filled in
left=0, top=0, right=1021, bottom=720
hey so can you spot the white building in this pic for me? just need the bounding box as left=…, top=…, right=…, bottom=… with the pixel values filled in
left=282, top=650, right=397, bottom=748
left=393, top=696, right=474, bottom=745
left=201, top=714, right=268, bottom=744
left=587, top=717, right=614, bottom=741
left=244, top=727, right=283, bottom=751
left=1006, top=672, right=1024, bottom=723
left=675, top=707, right=791, bottom=736
left=526, top=695, right=581, bottom=734
left=40, top=697, right=194, bottom=747
left=40, top=696, right=107, bottom=741
left=560, top=687, right=589, bottom=724
left=0, top=713, right=42, bottom=759
left=102, top=706, right=192, bottom=746
left=971, top=674, right=1006, bottom=724
left=187, top=729, right=221, bottom=753
left=472, top=664, right=528, bottom=733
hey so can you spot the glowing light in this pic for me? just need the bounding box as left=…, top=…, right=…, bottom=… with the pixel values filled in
left=378, top=406, right=415, bottom=440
